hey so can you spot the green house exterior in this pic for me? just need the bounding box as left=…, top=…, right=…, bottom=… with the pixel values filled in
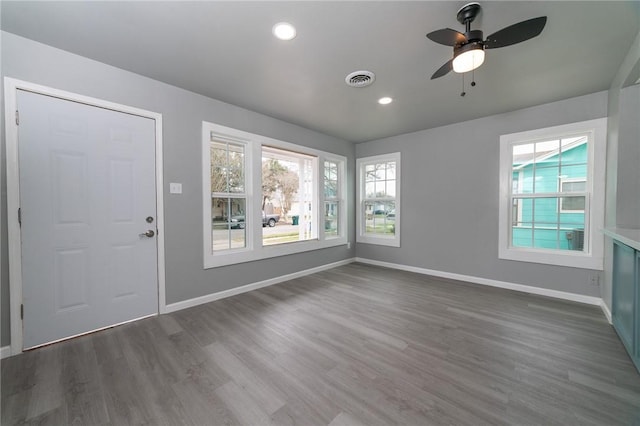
left=511, top=141, right=587, bottom=251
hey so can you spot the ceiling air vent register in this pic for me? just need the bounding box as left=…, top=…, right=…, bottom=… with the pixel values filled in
left=345, top=70, right=376, bottom=88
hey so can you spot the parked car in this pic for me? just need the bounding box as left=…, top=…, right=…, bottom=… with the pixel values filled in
left=230, top=212, right=280, bottom=229
left=372, top=209, right=395, bottom=218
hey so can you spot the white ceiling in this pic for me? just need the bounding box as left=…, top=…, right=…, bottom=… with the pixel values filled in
left=2, top=1, right=638, bottom=143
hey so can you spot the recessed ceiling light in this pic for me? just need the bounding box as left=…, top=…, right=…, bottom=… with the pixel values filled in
left=272, top=22, right=296, bottom=41
left=378, top=97, right=393, bottom=105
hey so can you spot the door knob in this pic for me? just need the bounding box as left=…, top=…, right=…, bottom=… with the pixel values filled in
left=139, top=230, right=155, bottom=238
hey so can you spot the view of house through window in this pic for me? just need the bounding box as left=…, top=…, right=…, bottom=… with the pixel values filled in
left=261, top=146, right=315, bottom=246
left=510, top=136, right=588, bottom=251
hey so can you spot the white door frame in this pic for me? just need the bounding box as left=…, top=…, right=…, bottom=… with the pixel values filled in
left=4, top=77, right=167, bottom=355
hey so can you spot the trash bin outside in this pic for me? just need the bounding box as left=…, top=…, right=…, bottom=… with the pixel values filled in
left=292, top=215, right=299, bottom=225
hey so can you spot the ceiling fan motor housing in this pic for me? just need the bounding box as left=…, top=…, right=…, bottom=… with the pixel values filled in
left=462, top=30, right=484, bottom=45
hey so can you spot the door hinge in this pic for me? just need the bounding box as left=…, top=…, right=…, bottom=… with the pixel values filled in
left=15, top=110, right=19, bottom=126
left=18, top=208, right=22, bottom=227
left=21, top=304, right=24, bottom=320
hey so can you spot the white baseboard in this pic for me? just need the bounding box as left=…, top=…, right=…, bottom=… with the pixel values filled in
left=600, top=300, right=613, bottom=324
left=1, top=345, right=12, bottom=359
left=164, top=258, right=356, bottom=313
left=355, top=257, right=603, bottom=307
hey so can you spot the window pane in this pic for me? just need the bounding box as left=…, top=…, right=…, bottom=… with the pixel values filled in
left=512, top=222, right=533, bottom=248
left=386, top=162, right=396, bottom=180
left=532, top=226, right=560, bottom=250
left=365, top=182, right=376, bottom=198
left=364, top=201, right=395, bottom=236
left=324, top=201, right=339, bottom=238
left=512, top=143, right=535, bottom=166
left=561, top=164, right=586, bottom=180
left=325, top=182, right=337, bottom=198
left=561, top=195, right=585, bottom=211
left=324, top=161, right=338, bottom=198
left=533, top=197, right=558, bottom=224
left=210, top=142, right=227, bottom=166
left=510, top=196, right=585, bottom=251
left=532, top=163, right=558, bottom=193
left=386, top=180, right=396, bottom=197
left=563, top=227, right=585, bottom=251
left=561, top=180, right=586, bottom=192
left=210, top=140, right=244, bottom=194
left=561, top=137, right=588, bottom=167
left=364, top=161, right=397, bottom=199
left=211, top=167, right=227, bottom=193
left=211, top=197, right=246, bottom=252
left=365, top=164, right=376, bottom=181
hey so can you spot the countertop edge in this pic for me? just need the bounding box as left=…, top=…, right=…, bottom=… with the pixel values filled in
left=603, top=228, right=640, bottom=251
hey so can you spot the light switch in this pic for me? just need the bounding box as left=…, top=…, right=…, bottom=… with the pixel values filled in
left=169, top=183, right=182, bottom=194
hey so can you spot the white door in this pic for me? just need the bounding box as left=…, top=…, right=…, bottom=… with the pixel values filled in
left=17, top=90, right=158, bottom=349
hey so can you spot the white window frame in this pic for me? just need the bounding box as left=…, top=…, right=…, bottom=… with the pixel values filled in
left=203, top=122, right=347, bottom=268
left=356, top=152, right=401, bottom=247
left=498, top=118, right=606, bottom=270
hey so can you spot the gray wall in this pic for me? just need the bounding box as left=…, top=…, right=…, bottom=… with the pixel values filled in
left=616, top=84, right=640, bottom=229
left=602, top=30, right=640, bottom=311
left=355, top=91, right=608, bottom=297
left=0, top=32, right=356, bottom=347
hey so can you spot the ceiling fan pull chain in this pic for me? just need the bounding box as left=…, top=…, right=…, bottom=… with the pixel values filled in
left=461, top=73, right=466, bottom=97
left=471, top=68, right=476, bottom=87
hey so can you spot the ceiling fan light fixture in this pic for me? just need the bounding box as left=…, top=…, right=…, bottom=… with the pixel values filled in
left=452, top=43, right=485, bottom=73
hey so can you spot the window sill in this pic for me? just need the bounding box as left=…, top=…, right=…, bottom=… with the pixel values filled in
left=204, top=237, right=348, bottom=269
left=499, top=246, right=603, bottom=270
left=356, top=235, right=400, bottom=247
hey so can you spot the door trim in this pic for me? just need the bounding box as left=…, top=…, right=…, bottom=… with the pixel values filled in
left=4, top=77, right=167, bottom=355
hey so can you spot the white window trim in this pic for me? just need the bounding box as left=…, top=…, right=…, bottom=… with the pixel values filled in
left=498, top=118, right=606, bottom=270
left=203, top=122, right=347, bottom=268
left=356, top=152, right=401, bottom=247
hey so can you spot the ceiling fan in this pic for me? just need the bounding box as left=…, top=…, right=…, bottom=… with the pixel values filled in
left=427, top=2, right=547, bottom=80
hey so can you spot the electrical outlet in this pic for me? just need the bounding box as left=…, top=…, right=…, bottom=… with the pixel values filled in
left=589, top=274, right=600, bottom=287
left=347, top=242, right=351, bottom=249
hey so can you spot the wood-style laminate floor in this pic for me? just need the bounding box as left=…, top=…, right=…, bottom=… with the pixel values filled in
left=2, top=263, right=640, bottom=425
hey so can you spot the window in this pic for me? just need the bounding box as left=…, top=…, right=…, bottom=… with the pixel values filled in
left=261, top=146, right=315, bottom=246
left=324, top=160, right=340, bottom=238
left=210, top=138, right=248, bottom=252
left=203, top=122, right=347, bottom=268
left=356, top=153, right=400, bottom=247
left=499, top=118, right=606, bottom=270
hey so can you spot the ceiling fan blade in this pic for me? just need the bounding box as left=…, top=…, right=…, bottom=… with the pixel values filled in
left=484, top=16, right=547, bottom=49
left=427, top=28, right=467, bottom=46
left=431, top=59, right=453, bottom=79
